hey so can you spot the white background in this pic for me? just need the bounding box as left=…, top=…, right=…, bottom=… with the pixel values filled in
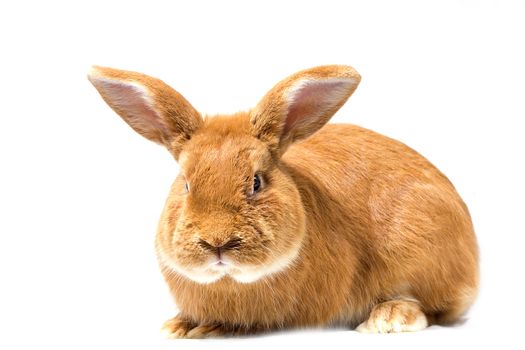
left=1, top=1, right=524, bottom=349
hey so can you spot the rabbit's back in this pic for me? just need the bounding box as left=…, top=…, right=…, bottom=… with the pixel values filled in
left=283, top=123, right=478, bottom=324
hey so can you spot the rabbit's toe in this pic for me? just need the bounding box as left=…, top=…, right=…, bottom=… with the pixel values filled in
left=161, top=315, right=197, bottom=338
left=356, top=299, right=428, bottom=333
left=161, top=315, right=252, bottom=338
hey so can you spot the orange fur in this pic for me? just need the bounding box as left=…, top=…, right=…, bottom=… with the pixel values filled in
left=88, top=65, right=479, bottom=337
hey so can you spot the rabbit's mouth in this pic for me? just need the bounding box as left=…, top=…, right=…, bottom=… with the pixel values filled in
left=209, top=259, right=231, bottom=267
left=207, top=256, right=235, bottom=271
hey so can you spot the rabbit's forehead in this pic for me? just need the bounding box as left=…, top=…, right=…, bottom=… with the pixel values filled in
left=179, top=136, right=271, bottom=177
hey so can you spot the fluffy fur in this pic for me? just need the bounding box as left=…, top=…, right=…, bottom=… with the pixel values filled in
left=88, top=65, right=479, bottom=337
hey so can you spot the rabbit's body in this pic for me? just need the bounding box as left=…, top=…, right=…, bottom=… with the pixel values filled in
left=88, top=65, right=478, bottom=337
left=287, top=124, right=478, bottom=325
left=160, top=123, right=478, bottom=331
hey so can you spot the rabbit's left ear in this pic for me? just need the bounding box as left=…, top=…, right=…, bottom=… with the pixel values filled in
left=88, top=66, right=202, bottom=159
left=251, top=65, right=361, bottom=157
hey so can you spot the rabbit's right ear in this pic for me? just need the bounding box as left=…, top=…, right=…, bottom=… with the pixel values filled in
left=88, top=66, right=202, bottom=159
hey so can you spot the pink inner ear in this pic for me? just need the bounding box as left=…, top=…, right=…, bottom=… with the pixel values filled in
left=101, top=80, right=169, bottom=137
left=285, top=80, right=349, bottom=134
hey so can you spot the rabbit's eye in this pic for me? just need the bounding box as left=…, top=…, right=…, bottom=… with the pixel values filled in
left=253, top=174, right=262, bottom=193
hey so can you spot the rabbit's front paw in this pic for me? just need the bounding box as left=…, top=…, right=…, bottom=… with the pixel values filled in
left=356, top=299, right=428, bottom=333
left=161, top=315, right=250, bottom=338
left=161, top=315, right=224, bottom=338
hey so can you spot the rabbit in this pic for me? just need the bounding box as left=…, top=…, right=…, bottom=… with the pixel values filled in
left=87, top=64, right=479, bottom=337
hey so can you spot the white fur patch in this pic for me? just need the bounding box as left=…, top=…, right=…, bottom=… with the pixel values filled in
left=156, top=246, right=226, bottom=284
left=230, top=244, right=301, bottom=283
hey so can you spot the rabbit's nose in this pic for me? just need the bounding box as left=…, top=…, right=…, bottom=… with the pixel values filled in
left=198, top=237, right=242, bottom=253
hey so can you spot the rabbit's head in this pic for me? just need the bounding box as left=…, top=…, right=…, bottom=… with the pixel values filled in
left=88, top=65, right=360, bottom=284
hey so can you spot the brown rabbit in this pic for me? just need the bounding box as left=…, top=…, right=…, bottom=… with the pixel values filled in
left=88, top=65, right=478, bottom=337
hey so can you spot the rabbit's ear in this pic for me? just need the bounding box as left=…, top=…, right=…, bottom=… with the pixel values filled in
left=251, top=65, right=360, bottom=156
left=88, top=66, right=202, bottom=159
